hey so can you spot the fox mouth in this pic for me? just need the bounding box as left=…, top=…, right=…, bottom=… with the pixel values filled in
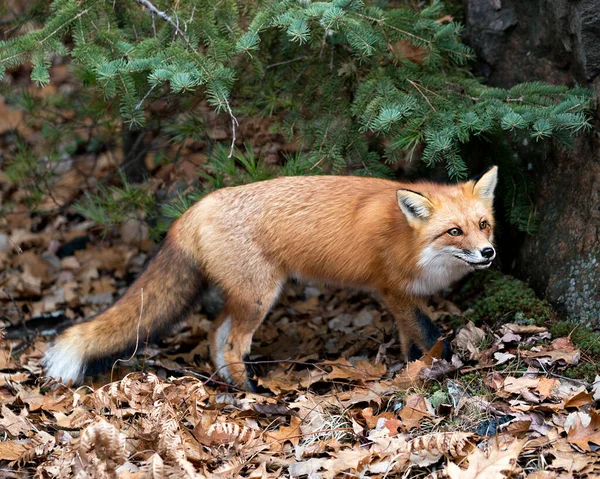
left=453, top=256, right=493, bottom=269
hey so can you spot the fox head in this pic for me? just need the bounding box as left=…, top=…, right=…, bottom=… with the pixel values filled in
left=397, top=166, right=498, bottom=295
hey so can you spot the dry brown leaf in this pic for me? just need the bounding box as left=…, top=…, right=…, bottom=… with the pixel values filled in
left=535, top=377, right=559, bottom=399
left=0, top=405, right=33, bottom=437
left=359, top=407, right=396, bottom=430
left=500, top=324, right=547, bottom=335
left=0, top=372, right=30, bottom=387
left=389, top=40, right=427, bottom=64
left=325, top=358, right=386, bottom=382
left=409, top=432, right=473, bottom=458
left=503, top=376, right=540, bottom=394
left=447, top=439, right=525, bottom=479
left=564, top=390, right=593, bottom=409
left=565, top=410, right=600, bottom=452
left=392, top=359, right=428, bottom=389
left=454, top=322, right=486, bottom=360
left=265, top=415, right=303, bottom=452
left=551, top=337, right=577, bottom=352
left=291, top=295, right=320, bottom=313
left=0, top=440, right=27, bottom=461
left=399, top=394, right=434, bottom=430
left=548, top=436, right=591, bottom=472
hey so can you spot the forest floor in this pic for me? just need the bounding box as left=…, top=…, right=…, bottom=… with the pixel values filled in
left=1, top=66, right=600, bottom=478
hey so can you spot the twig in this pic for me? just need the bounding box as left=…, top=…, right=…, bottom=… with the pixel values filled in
left=111, top=288, right=144, bottom=382
left=8, top=237, right=22, bottom=255
left=408, top=79, right=436, bottom=112
left=135, top=83, right=157, bottom=111
left=133, top=0, right=239, bottom=157
left=2, top=289, right=25, bottom=327
left=265, top=56, right=307, bottom=70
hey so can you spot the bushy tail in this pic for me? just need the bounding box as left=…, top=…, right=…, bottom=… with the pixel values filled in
left=44, top=234, right=205, bottom=384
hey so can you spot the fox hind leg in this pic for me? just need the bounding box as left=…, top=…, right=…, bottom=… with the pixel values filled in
left=209, top=280, right=283, bottom=391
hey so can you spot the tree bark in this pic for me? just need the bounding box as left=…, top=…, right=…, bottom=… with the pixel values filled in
left=464, top=0, right=600, bottom=323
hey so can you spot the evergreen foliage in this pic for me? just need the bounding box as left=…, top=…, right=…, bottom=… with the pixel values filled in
left=0, top=0, right=592, bottom=233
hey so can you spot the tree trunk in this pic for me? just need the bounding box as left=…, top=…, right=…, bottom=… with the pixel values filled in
left=464, top=0, right=600, bottom=323
left=121, top=126, right=150, bottom=184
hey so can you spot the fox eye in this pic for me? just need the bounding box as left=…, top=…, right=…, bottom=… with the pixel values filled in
left=479, top=220, right=488, bottom=230
left=447, top=228, right=463, bottom=237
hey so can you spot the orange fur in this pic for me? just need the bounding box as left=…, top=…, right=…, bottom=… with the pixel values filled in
left=44, top=168, right=498, bottom=389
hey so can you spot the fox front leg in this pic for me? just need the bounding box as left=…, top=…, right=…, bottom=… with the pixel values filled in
left=384, top=294, right=444, bottom=362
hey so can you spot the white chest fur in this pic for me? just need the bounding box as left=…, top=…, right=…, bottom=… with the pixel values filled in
left=409, top=246, right=472, bottom=296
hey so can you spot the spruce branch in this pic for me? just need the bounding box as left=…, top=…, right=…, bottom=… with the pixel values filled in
left=133, top=0, right=238, bottom=157
left=0, top=7, right=92, bottom=67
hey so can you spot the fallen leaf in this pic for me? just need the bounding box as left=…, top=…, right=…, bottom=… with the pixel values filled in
left=447, top=438, right=525, bottom=479
left=399, top=394, right=434, bottom=430
left=392, top=359, right=427, bottom=389
left=389, top=40, right=426, bottom=64
left=494, top=352, right=516, bottom=365
left=548, top=436, right=591, bottom=472
left=454, top=322, right=486, bottom=360
left=503, top=376, right=539, bottom=394
left=551, top=337, right=576, bottom=352
left=565, top=410, right=600, bottom=452
left=0, top=440, right=27, bottom=461
left=266, top=415, right=303, bottom=452
left=500, top=324, right=547, bottom=335
left=564, top=390, right=593, bottom=409
left=535, top=377, right=559, bottom=399
left=0, top=405, right=33, bottom=437
left=325, top=358, right=386, bottom=382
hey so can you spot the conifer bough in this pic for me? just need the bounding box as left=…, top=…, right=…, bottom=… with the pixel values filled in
left=0, top=0, right=592, bottom=232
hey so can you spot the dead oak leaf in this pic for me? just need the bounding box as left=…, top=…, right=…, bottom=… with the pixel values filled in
left=265, top=415, right=303, bottom=452
left=548, top=437, right=591, bottom=473
left=447, top=438, right=525, bottom=479
left=0, top=405, right=32, bottom=437
left=565, top=410, right=600, bottom=452
left=398, top=394, right=434, bottom=431
left=564, top=390, right=593, bottom=409
left=0, top=440, right=27, bottom=461
left=454, top=322, right=486, bottom=360
left=324, top=358, right=386, bottom=382
left=392, top=359, right=427, bottom=389
left=503, top=376, right=539, bottom=394
left=535, top=377, right=559, bottom=400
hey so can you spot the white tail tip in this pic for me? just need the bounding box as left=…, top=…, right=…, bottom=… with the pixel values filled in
left=43, top=340, right=86, bottom=385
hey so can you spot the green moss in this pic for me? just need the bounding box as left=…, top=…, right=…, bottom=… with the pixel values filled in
left=550, top=321, right=600, bottom=382
left=458, top=270, right=554, bottom=325
left=550, top=321, right=600, bottom=357
left=561, top=363, right=599, bottom=384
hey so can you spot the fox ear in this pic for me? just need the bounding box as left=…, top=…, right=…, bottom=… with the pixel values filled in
left=472, top=166, right=498, bottom=202
left=397, top=189, right=434, bottom=222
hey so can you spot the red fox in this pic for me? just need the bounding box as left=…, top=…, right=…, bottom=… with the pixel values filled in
left=44, top=167, right=498, bottom=390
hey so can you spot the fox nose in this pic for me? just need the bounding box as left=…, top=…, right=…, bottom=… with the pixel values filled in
left=481, top=247, right=495, bottom=259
